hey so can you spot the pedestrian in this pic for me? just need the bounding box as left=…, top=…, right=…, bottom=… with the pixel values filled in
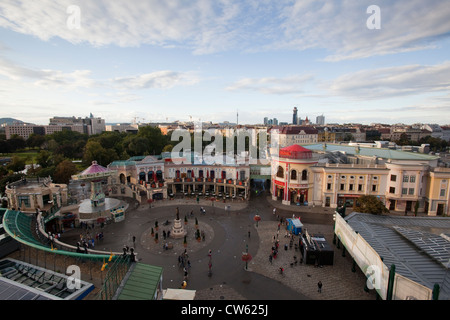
left=269, top=254, right=273, bottom=264
left=132, top=235, right=136, bottom=246
left=273, top=208, right=276, bottom=215
left=248, top=230, right=251, bottom=238
left=318, top=281, right=322, bottom=293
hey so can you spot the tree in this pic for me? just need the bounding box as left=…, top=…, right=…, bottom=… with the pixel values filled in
left=356, top=195, right=389, bottom=215
left=6, top=156, right=26, bottom=173
left=126, top=136, right=149, bottom=156
left=162, top=144, right=174, bottom=152
left=83, top=141, right=118, bottom=167
left=137, top=126, right=168, bottom=155
left=7, top=135, right=26, bottom=152
left=36, top=150, right=53, bottom=168
left=53, top=159, right=78, bottom=184
left=26, top=134, right=46, bottom=150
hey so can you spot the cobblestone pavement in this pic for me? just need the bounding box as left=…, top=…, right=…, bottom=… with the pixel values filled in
left=248, top=221, right=376, bottom=300
left=158, top=196, right=378, bottom=300
left=19, top=194, right=379, bottom=300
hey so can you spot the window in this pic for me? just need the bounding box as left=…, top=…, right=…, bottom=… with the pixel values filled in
left=373, top=176, right=378, bottom=180
left=403, top=175, right=409, bottom=182
left=410, top=176, right=416, bottom=183
left=327, top=183, right=332, bottom=190
left=291, top=170, right=297, bottom=180
left=408, top=188, right=414, bottom=195
left=301, top=170, right=308, bottom=180
left=389, top=187, right=395, bottom=194
left=390, top=175, right=397, bottom=182
left=372, top=185, right=377, bottom=192
left=349, top=184, right=354, bottom=191
left=276, top=166, right=284, bottom=178
left=18, top=196, right=30, bottom=208
left=440, top=189, right=446, bottom=197
left=341, top=175, right=346, bottom=179
left=402, top=188, right=408, bottom=195
left=340, top=184, right=345, bottom=191
left=358, top=184, right=363, bottom=191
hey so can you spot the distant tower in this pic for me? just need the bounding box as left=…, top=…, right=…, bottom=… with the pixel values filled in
left=316, top=114, right=325, bottom=125
left=293, top=107, right=298, bottom=125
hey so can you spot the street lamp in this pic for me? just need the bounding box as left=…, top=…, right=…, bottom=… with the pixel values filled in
left=241, top=244, right=252, bottom=271
left=254, top=214, right=261, bottom=227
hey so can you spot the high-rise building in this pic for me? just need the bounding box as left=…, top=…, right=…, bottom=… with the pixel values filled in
left=293, top=107, right=298, bottom=125
left=316, top=114, right=325, bottom=125
left=264, top=117, right=268, bottom=125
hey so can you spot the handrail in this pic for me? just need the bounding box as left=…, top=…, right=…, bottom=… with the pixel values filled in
left=2, top=210, right=125, bottom=261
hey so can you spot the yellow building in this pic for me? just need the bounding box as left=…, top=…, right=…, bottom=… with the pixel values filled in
left=426, top=167, right=450, bottom=216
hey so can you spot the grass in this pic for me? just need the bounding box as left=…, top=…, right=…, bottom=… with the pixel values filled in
left=0, top=149, right=40, bottom=164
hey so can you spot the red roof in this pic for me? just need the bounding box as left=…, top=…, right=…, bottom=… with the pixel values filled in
left=279, top=144, right=312, bottom=159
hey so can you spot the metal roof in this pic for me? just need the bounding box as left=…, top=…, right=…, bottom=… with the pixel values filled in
left=0, top=258, right=94, bottom=300
left=116, top=263, right=163, bottom=300
left=345, top=213, right=450, bottom=299
left=305, top=143, right=439, bottom=161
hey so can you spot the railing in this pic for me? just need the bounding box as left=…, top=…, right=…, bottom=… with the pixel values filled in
left=96, top=254, right=132, bottom=300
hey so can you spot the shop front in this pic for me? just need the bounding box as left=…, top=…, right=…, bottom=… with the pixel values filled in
left=289, top=185, right=309, bottom=205
left=337, top=194, right=361, bottom=208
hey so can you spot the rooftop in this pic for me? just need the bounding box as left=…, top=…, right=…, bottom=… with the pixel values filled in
left=304, top=143, right=439, bottom=161
left=345, top=212, right=450, bottom=300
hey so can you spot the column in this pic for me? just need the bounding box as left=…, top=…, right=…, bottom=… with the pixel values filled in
left=282, top=163, right=290, bottom=205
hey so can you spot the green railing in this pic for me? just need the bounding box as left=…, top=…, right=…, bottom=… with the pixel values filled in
left=2, top=209, right=120, bottom=261
left=96, top=254, right=132, bottom=300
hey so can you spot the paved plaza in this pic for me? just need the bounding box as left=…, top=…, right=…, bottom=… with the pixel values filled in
left=59, top=192, right=378, bottom=300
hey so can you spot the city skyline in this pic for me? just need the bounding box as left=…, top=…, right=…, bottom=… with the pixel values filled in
left=0, top=1, right=449, bottom=126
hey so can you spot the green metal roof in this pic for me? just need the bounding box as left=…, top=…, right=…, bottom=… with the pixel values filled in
left=109, top=160, right=136, bottom=167
left=304, top=143, right=439, bottom=161
left=117, top=263, right=163, bottom=300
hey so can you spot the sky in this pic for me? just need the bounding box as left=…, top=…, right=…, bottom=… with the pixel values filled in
left=0, top=0, right=449, bottom=126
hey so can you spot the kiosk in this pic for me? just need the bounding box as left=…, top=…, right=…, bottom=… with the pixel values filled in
left=286, top=218, right=303, bottom=235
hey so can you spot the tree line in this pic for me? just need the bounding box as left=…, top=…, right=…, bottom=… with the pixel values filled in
left=0, top=126, right=171, bottom=190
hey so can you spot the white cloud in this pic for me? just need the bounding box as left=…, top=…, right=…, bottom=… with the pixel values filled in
left=1, top=1, right=449, bottom=59
left=226, top=75, right=313, bottom=95
left=328, top=61, right=450, bottom=99
left=112, top=70, right=200, bottom=90
left=278, top=0, right=450, bottom=61
left=0, top=56, right=95, bottom=89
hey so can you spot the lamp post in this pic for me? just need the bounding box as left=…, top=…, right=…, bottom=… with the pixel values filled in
left=254, top=214, right=261, bottom=227
left=241, top=244, right=252, bottom=271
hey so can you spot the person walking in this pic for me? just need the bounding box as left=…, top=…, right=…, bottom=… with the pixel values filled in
left=318, top=281, right=323, bottom=293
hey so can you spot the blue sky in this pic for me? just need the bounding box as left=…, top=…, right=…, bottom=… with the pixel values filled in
left=0, top=0, right=449, bottom=125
